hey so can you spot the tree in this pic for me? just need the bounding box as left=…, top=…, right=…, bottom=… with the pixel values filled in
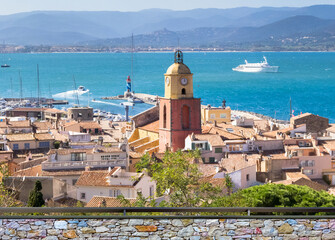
left=224, top=174, right=234, bottom=195
left=27, top=180, right=45, bottom=207
left=0, top=163, right=22, bottom=207
left=135, top=150, right=221, bottom=207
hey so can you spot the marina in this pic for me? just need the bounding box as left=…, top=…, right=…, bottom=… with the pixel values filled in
left=0, top=52, right=334, bottom=121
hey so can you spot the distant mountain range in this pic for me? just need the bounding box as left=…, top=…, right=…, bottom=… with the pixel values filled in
left=0, top=5, right=334, bottom=49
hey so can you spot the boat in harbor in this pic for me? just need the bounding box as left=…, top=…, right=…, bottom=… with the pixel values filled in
left=1, top=64, right=10, bottom=68
left=233, top=57, right=279, bottom=73
left=52, top=86, right=89, bottom=99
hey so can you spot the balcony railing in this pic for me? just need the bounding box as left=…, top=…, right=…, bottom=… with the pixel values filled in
left=42, top=159, right=126, bottom=170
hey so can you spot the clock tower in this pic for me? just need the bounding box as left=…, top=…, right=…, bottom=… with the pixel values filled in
left=159, top=50, right=201, bottom=152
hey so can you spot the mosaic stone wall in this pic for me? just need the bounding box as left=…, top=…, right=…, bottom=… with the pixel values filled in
left=0, top=218, right=335, bottom=239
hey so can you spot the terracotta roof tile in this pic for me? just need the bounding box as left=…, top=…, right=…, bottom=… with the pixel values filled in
left=138, top=120, right=159, bottom=133
left=0, top=120, right=31, bottom=128
left=79, top=121, right=102, bottom=129
left=34, top=133, right=54, bottom=141
left=326, top=124, right=335, bottom=133
left=86, top=196, right=137, bottom=207
left=13, top=165, right=42, bottom=177
left=191, top=134, right=225, bottom=146
left=273, top=178, right=328, bottom=191
left=6, top=133, right=35, bottom=141
left=32, top=121, right=52, bottom=130
left=321, top=140, right=335, bottom=151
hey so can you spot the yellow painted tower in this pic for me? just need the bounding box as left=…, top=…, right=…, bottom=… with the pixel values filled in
left=164, top=51, right=194, bottom=99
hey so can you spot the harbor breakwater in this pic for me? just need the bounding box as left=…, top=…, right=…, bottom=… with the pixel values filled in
left=0, top=217, right=335, bottom=239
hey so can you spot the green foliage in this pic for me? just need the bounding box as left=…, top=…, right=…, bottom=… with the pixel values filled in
left=225, top=174, right=234, bottom=195
left=53, top=141, right=60, bottom=149
left=0, top=163, right=22, bottom=207
left=27, top=180, right=45, bottom=207
left=209, top=184, right=335, bottom=212
left=76, top=201, right=84, bottom=207
left=134, top=150, right=222, bottom=207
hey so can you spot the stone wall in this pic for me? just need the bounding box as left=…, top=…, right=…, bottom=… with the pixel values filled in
left=1, top=217, right=335, bottom=239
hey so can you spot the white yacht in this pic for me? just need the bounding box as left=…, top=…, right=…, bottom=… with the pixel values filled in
left=52, top=86, right=89, bottom=99
left=233, top=57, right=279, bottom=73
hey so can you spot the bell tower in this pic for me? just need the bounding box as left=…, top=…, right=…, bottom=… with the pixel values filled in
left=159, top=50, right=201, bottom=152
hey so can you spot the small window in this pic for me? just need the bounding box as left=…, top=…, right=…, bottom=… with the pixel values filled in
left=210, top=114, right=216, bottom=119
left=24, top=143, right=30, bottom=150
left=226, top=128, right=234, bottom=133
left=209, top=157, right=215, bottom=163
left=110, top=189, right=121, bottom=197
left=220, top=113, right=227, bottom=119
left=303, top=169, right=313, bottom=175
left=39, top=142, right=50, bottom=148
left=246, top=174, right=250, bottom=181
left=215, top=148, right=222, bottom=153
left=71, top=152, right=87, bottom=161
left=13, top=144, right=19, bottom=150
left=80, top=192, right=86, bottom=199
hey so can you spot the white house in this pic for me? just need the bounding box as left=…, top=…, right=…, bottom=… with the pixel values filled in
left=75, top=167, right=155, bottom=203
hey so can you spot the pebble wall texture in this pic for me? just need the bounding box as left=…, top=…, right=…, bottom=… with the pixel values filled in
left=0, top=218, right=335, bottom=239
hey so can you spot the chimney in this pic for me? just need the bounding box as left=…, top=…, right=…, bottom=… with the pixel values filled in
left=243, top=154, right=248, bottom=162
left=85, top=165, right=91, bottom=172
left=214, top=120, right=217, bottom=127
left=5, top=118, right=9, bottom=125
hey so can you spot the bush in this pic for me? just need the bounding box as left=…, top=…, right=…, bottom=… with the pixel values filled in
left=27, top=180, right=45, bottom=207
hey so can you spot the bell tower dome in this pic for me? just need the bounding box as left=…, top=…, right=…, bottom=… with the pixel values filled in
left=164, top=50, right=194, bottom=99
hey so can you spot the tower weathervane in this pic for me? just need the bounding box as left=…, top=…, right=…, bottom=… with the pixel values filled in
left=174, top=50, right=183, bottom=64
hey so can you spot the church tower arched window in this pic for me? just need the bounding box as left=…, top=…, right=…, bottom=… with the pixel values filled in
left=182, top=105, right=190, bottom=129
left=163, top=105, right=167, bottom=128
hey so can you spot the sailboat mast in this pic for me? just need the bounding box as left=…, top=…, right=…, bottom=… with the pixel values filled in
left=19, top=70, right=23, bottom=103
left=37, top=64, right=40, bottom=107
left=73, top=75, right=80, bottom=106
left=131, top=33, right=134, bottom=93
left=289, top=97, right=292, bottom=119
left=10, top=77, right=13, bottom=98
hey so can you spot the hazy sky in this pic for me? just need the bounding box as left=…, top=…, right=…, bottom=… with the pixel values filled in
left=1, top=0, right=334, bottom=15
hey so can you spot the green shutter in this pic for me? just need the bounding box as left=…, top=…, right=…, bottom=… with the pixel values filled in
left=192, top=143, right=195, bottom=150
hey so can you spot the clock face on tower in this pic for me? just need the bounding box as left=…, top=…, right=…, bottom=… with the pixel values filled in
left=181, top=78, right=188, bottom=85
left=165, top=77, right=170, bottom=86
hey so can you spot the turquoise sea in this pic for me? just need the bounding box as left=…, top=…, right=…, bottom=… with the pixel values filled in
left=0, top=52, right=334, bottom=122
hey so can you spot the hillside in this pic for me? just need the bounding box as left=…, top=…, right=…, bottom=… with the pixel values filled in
left=87, top=15, right=335, bottom=51
left=0, top=5, right=334, bottom=50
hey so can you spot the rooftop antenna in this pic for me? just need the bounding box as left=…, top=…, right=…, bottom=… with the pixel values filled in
left=72, top=75, right=80, bottom=106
